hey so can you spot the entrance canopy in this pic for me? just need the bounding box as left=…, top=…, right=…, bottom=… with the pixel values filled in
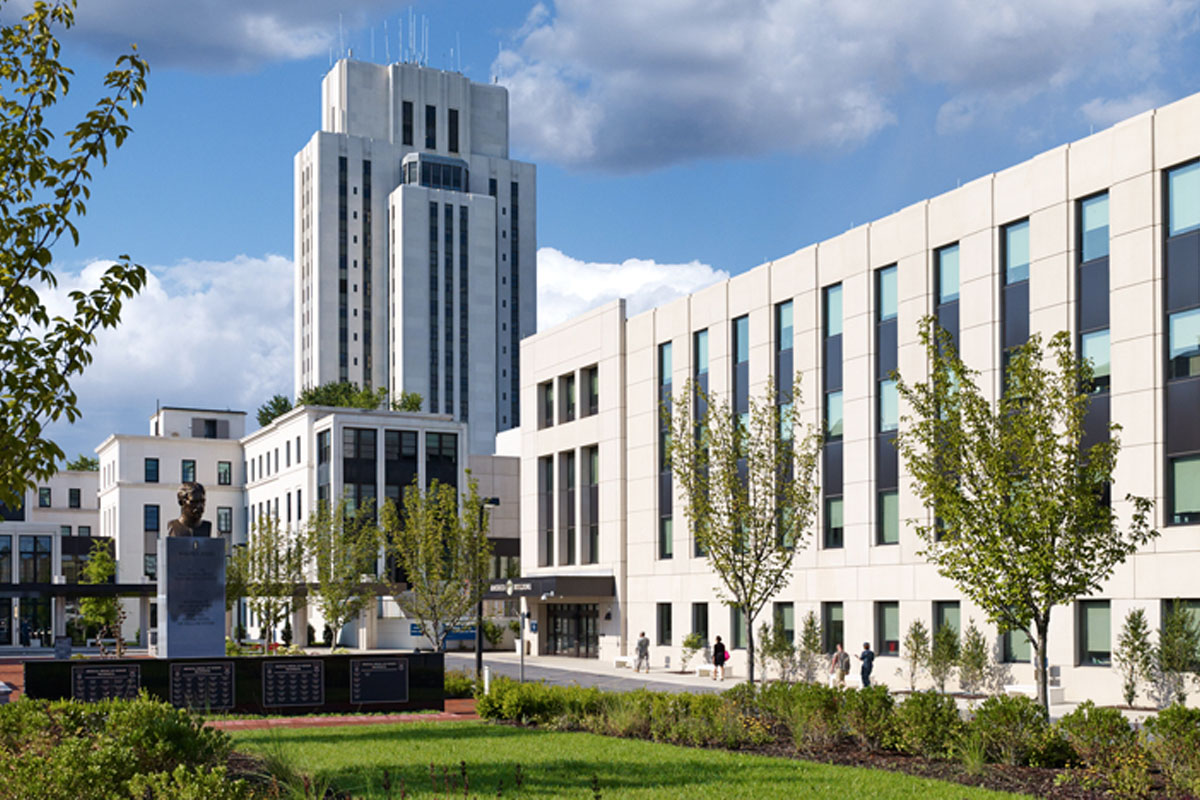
left=483, top=575, right=614, bottom=600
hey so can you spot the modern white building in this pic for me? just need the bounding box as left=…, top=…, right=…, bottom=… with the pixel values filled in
left=516, top=91, right=1200, bottom=703
left=294, top=58, right=537, bottom=455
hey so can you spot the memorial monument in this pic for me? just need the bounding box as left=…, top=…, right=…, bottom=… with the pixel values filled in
left=157, top=482, right=225, bottom=658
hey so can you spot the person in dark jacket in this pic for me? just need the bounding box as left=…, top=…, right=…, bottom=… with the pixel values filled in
left=857, top=641, right=876, bottom=687
left=711, top=635, right=728, bottom=681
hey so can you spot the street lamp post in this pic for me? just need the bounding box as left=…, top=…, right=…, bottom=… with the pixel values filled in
left=475, top=496, right=500, bottom=680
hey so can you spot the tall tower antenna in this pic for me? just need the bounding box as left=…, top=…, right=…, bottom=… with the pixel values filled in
left=338, top=13, right=344, bottom=60
left=456, top=32, right=462, bottom=72
left=371, top=27, right=375, bottom=62
left=384, top=19, right=390, bottom=63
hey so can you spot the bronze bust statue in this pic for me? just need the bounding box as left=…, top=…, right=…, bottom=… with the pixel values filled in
left=166, top=481, right=212, bottom=538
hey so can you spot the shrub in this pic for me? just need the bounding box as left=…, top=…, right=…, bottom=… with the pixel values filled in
left=897, top=620, right=930, bottom=691
left=1057, top=700, right=1134, bottom=766
left=896, top=690, right=961, bottom=759
left=967, top=693, right=1048, bottom=766
left=957, top=619, right=990, bottom=696
left=680, top=632, right=704, bottom=671
left=1142, top=703, right=1200, bottom=797
left=785, top=683, right=844, bottom=751
left=796, top=611, right=824, bottom=683
left=1113, top=608, right=1153, bottom=708
left=720, top=682, right=760, bottom=716
left=0, top=695, right=234, bottom=800
left=596, top=690, right=653, bottom=738
left=127, top=765, right=251, bottom=800
left=929, top=624, right=959, bottom=693
left=841, top=685, right=896, bottom=751
left=481, top=618, right=505, bottom=647
left=475, top=678, right=603, bottom=727
left=444, top=668, right=478, bottom=698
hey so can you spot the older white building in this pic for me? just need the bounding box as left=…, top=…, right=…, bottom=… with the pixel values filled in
left=517, top=91, right=1200, bottom=703
left=295, top=58, right=537, bottom=455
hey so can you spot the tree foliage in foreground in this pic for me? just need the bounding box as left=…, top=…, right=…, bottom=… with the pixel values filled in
left=895, top=321, right=1157, bottom=712
left=0, top=0, right=149, bottom=507
left=667, top=376, right=822, bottom=683
left=382, top=475, right=492, bottom=651
left=78, top=538, right=124, bottom=656
left=304, top=497, right=381, bottom=647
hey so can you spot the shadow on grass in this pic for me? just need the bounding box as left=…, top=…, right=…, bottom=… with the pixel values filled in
left=234, top=721, right=525, bottom=748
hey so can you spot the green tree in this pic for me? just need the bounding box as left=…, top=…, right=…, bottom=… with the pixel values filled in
left=244, top=514, right=304, bottom=648
left=1151, top=599, right=1200, bottom=708
left=255, top=394, right=292, bottom=427
left=225, top=544, right=249, bottom=620
left=78, top=538, right=124, bottom=656
left=391, top=391, right=423, bottom=412
left=957, top=618, right=990, bottom=696
left=797, top=610, right=823, bottom=683
left=1114, top=607, right=1153, bottom=708
left=296, top=381, right=387, bottom=410
left=666, top=376, right=822, bottom=683
left=304, top=497, right=381, bottom=648
left=895, top=322, right=1157, bottom=712
left=929, top=623, right=960, bottom=693
left=680, top=631, right=704, bottom=672
left=382, top=475, right=492, bottom=651
left=757, top=621, right=797, bottom=683
left=0, top=1, right=149, bottom=506
left=897, top=619, right=930, bottom=691
left=64, top=454, right=98, bottom=471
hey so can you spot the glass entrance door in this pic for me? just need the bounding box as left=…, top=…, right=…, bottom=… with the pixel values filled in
left=546, top=603, right=599, bottom=658
left=18, top=597, right=51, bottom=647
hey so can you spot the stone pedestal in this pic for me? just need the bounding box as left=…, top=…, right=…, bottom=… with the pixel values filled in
left=157, top=537, right=226, bottom=658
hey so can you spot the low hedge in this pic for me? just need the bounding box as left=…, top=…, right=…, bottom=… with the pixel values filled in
left=0, top=693, right=251, bottom=800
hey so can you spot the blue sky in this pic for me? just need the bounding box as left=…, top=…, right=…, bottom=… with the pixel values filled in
left=38, top=0, right=1200, bottom=461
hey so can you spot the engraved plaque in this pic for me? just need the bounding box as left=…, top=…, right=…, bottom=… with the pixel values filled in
left=262, top=660, right=324, bottom=707
left=350, top=657, right=409, bottom=704
left=71, top=664, right=140, bottom=702
left=169, top=661, right=234, bottom=710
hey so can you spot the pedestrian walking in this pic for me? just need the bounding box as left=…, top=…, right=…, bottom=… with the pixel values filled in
left=711, top=635, right=728, bottom=681
left=857, top=641, right=875, bottom=687
left=829, top=643, right=849, bottom=686
left=634, top=631, right=651, bottom=673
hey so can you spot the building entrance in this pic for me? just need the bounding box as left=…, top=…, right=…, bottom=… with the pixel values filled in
left=18, top=597, right=51, bottom=647
left=0, top=599, right=10, bottom=645
left=546, top=603, right=599, bottom=658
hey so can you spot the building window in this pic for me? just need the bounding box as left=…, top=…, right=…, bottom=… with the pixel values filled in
left=692, top=602, right=708, bottom=641
left=144, top=504, right=160, bottom=532
left=933, top=601, right=960, bottom=636
left=217, top=461, right=232, bottom=486
left=145, top=457, right=159, bottom=483
left=657, top=602, right=672, bottom=646
left=68, top=488, right=80, bottom=509
left=1078, top=600, right=1111, bottom=666
left=1170, top=455, right=1200, bottom=524
left=876, top=601, right=900, bottom=656
left=448, top=108, right=459, bottom=153
left=18, top=535, right=51, bottom=583
left=181, top=459, right=196, bottom=483
left=822, top=602, right=844, bottom=654
left=584, top=445, right=599, bottom=564
left=1169, top=160, right=1200, bottom=235
left=1082, top=330, right=1112, bottom=391
left=561, top=373, right=576, bottom=422
left=402, top=100, right=413, bottom=146
left=539, top=381, right=554, bottom=429
left=824, top=284, right=843, bottom=337
left=203, top=418, right=218, bottom=439
left=877, top=491, right=899, bottom=545
left=425, top=104, right=436, bottom=149
left=1004, top=219, right=1030, bottom=284
left=658, top=517, right=673, bottom=560
left=878, top=380, right=898, bottom=432
left=60, top=525, right=70, bottom=536
left=826, top=391, right=843, bottom=440
left=1168, top=307, right=1200, bottom=379
left=731, top=606, right=747, bottom=650
left=1081, top=193, right=1110, bottom=262
left=824, top=496, right=844, bottom=549
left=37, top=488, right=50, bottom=507
left=78, top=525, right=90, bottom=537
left=1003, top=628, right=1032, bottom=663
left=773, top=602, right=795, bottom=642
left=877, top=264, right=897, bottom=321
left=937, top=244, right=960, bottom=303
left=0, top=535, right=11, bottom=583
left=584, top=365, right=599, bottom=416
left=538, top=456, right=553, bottom=566
left=217, top=507, right=232, bottom=534
left=694, top=329, right=709, bottom=375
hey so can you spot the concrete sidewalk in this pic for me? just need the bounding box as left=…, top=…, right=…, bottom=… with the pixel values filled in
left=445, top=650, right=742, bottom=694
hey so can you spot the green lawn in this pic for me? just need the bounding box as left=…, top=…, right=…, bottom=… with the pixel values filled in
left=231, top=721, right=1028, bottom=799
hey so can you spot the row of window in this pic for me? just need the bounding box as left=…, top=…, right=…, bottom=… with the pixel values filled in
left=141, top=458, right=234, bottom=486
left=36, top=487, right=86, bottom=509
left=400, top=101, right=460, bottom=153
left=650, top=599, right=1200, bottom=667
left=246, top=436, right=302, bottom=484
left=537, top=446, right=600, bottom=566
left=0, top=534, right=100, bottom=585
left=142, top=504, right=232, bottom=535
left=537, top=365, right=599, bottom=429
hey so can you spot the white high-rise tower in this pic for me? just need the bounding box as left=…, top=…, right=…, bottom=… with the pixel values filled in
left=294, top=59, right=536, bottom=454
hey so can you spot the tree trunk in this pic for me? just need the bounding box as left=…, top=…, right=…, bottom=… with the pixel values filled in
left=1034, top=616, right=1050, bottom=717
left=746, top=607, right=757, bottom=683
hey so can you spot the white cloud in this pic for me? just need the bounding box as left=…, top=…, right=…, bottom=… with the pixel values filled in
left=1080, top=92, right=1167, bottom=129
left=537, top=246, right=728, bottom=331
left=494, top=0, right=1200, bottom=171
left=59, top=1, right=397, bottom=71
left=44, top=254, right=293, bottom=457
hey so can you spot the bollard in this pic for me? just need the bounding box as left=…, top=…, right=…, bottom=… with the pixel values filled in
left=483, top=665, right=491, bottom=695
